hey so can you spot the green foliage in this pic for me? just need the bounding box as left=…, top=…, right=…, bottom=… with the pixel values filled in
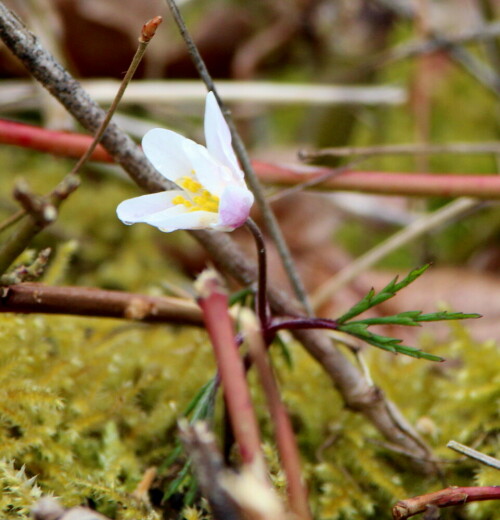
left=337, top=265, right=480, bottom=360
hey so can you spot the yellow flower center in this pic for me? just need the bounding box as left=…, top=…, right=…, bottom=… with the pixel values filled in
left=172, top=175, right=219, bottom=213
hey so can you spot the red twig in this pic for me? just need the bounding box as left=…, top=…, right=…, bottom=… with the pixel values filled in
left=244, top=315, right=311, bottom=520
left=196, top=271, right=266, bottom=478
left=254, top=160, right=500, bottom=199
left=0, top=119, right=113, bottom=162
left=0, top=282, right=203, bottom=325
left=392, top=486, right=500, bottom=519
left=1, top=120, right=498, bottom=199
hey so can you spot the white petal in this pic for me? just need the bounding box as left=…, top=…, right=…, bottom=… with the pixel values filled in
left=204, top=92, right=242, bottom=176
left=142, top=128, right=196, bottom=182
left=117, top=191, right=183, bottom=224
left=154, top=210, right=219, bottom=232
left=183, top=139, right=227, bottom=196
left=217, top=185, right=254, bottom=230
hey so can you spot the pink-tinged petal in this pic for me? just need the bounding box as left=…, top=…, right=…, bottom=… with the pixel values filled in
left=183, top=139, right=228, bottom=195
left=142, top=128, right=195, bottom=182
left=117, top=191, right=183, bottom=225
left=204, top=92, right=242, bottom=177
left=153, top=210, right=219, bottom=232
left=217, top=185, right=254, bottom=230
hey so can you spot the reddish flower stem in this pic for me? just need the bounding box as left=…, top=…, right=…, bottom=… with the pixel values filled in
left=196, top=272, right=265, bottom=475
left=392, top=486, right=500, bottom=519
left=245, top=317, right=312, bottom=520
left=1, top=120, right=498, bottom=199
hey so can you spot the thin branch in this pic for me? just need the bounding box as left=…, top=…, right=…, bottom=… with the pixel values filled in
left=2, top=121, right=500, bottom=199
left=195, top=271, right=267, bottom=479
left=377, top=20, right=500, bottom=66
left=392, top=486, right=500, bottom=520
left=245, top=218, right=268, bottom=328
left=69, top=15, right=163, bottom=177
left=0, top=119, right=113, bottom=162
left=254, top=161, right=500, bottom=199
left=446, top=44, right=500, bottom=96
left=299, top=142, right=500, bottom=160
left=0, top=282, right=203, bottom=325
left=179, top=421, right=243, bottom=520
left=447, top=440, right=500, bottom=470
left=311, top=197, right=480, bottom=310
left=164, top=0, right=313, bottom=316
left=0, top=174, right=79, bottom=276
left=0, top=208, right=26, bottom=234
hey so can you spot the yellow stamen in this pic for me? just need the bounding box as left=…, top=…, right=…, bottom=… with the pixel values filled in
left=173, top=175, right=220, bottom=213
left=171, top=195, right=193, bottom=208
left=180, top=178, right=202, bottom=193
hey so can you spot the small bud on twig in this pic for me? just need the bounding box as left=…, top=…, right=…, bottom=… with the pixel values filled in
left=140, top=16, right=163, bottom=43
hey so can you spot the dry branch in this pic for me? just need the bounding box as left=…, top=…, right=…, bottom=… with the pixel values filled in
left=0, top=282, right=203, bottom=325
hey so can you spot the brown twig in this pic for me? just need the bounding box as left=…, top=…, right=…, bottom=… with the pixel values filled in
left=0, top=5, right=437, bottom=471
left=0, top=174, right=79, bottom=276
left=0, top=282, right=203, bottom=325
left=179, top=421, right=243, bottom=520
left=392, top=486, right=500, bottom=519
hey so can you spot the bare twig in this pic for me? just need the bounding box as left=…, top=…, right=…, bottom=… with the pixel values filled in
left=0, top=208, right=26, bottom=234
left=1, top=120, right=499, bottom=199
left=164, top=0, right=313, bottom=316
left=392, top=486, right=500, bottom=520
left=254, top=161, right=500, bottom=199
left=0, top=282, right=203, bottom=325
left=195, top=271, right=266, bottom=477
left=0, top=175, right=79, bottom=276
left=69, top=15, right=163, bottom=177
left=0, top=247, right=51, bottom=285
left=179, top=421, right=243, bottom=520
left=377, top=21, right=500, bottom=66
left=447, top=440, right=500, bottom=470
left=299, top=142, right=500, bottom=160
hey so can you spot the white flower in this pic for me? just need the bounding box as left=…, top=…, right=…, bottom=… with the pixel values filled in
left=117, top=92, right=254, bottom=232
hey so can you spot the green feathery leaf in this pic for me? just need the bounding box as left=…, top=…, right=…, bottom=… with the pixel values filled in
left=338, top=322, right=443, bottom=361
left=336, top=265, right=430, bottom=324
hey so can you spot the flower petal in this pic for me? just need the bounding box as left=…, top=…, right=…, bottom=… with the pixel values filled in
left=183, top=139, right=228, bottom=196
left=142, top=128, right=196, bottom=182
left=217, top=184, right=254, bottom=230
left=204, top=92, right=242, bottom=177
left=153, top=210, right=219, bottom=232
left=117, top=191, right=183, bottom=225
